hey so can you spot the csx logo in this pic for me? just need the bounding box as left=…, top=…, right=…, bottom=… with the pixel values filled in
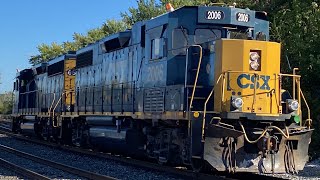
left=236, top=74, right=270, bottom=90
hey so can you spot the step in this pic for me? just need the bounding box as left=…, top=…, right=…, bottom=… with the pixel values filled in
left=188, top=97, right=206, bottom=100
left=186, top=85, right=204, bottom=88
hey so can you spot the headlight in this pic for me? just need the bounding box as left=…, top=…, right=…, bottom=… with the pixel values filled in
left=288, top=100, right=299, bottom=111
left=249, top=51, right=261, bottom=71
left=250, top=60, right=260, bottom=70
left=232, top=97, right=243, bottom=109
left=250, top=52, right=260, bottom=61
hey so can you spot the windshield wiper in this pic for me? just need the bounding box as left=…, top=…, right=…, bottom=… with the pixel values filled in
left=180, top=26, right=189, bottom=45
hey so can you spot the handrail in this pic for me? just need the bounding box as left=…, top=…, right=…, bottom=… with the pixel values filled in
left=51, top=92, right=66, bottom=128
left=202, top=73, right=224, bottom=140
left=184, top=48, right=189, bottom=88
left=19, top=90, right=39, bottom=95
left=252, top=74, right=258, bottom=112
left=279, top=73, right=301, bottom=78
left=221, top=73, right=226, bottom=109
left=48, top=93, right=56, bottom=114
left=293, top=68, right=299, bottom=100
left=300, top=86, right=312, bottom=129
left=189, top=45, right=203, bottom=110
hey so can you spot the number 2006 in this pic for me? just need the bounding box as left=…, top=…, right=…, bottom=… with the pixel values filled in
left=237, top=12, right=250, bottom=22
left=206, top=11, right=223, bottom=20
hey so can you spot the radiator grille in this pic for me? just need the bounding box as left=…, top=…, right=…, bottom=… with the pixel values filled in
left=76, top=50, right=93, bottom=68
left=144, top=88, right=165, bottom=112
left=48, top=61, right=64, bottom=76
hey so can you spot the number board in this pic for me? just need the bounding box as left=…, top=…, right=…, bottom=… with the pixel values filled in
left=198, top=7, right=255, bottom=27
left=236, top=12, right=250, bottom=23
left=205, top=10, right=225, bottom=20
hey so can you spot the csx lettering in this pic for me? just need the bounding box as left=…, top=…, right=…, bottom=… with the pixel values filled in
left=237, top=74, right=270, bottom=90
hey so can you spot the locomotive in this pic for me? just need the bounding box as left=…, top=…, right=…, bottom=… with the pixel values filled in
left=11, top=5, right=313, bottom=174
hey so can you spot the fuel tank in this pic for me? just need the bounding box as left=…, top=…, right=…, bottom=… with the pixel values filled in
left=20, top=122, right=35, bottom=134
left=90, top=126, right=146, bottom=155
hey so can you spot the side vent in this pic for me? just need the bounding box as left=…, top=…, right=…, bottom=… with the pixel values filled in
left=76, top=50, right=93, bottom=68
left=144, top=88, right=165, bottom=112
left=48, top=61, right=64, bottom=76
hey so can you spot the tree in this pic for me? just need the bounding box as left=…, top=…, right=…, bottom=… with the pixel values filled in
left=121, top=0, right=164, bottom=26
left=0, top=92, right=13, bottom=115
left=29, top=19, right=127, bottom=65
left=101, top=19, right=128, bottom=35
left=268, top=1, right=320, bottom=156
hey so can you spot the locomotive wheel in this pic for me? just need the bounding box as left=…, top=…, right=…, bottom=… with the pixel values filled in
left=157, top=154, right=168, bottom=165
left=71, top=128, right=84, bottom=147
left=71, top=123, right=88, bottom=147
left=191, top=158, right=204, bottom=172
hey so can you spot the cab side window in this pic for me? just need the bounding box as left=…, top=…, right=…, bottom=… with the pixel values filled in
left=172, top=28, right=188, bottom=56
left=146, top=25, right=167, bottom=61
left=151, top=38, right=166, bottom=60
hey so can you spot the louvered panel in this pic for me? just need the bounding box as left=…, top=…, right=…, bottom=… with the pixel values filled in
left=144, top=88, right=165, bottom=112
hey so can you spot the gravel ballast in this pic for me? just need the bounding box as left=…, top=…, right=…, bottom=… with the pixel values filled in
left=0, top=133, right=183, bottom=180
left=3, top=132, right=319, bottom=180
left=0, top=149, right=83, bottom=179
left=0, top=166, right=24, bottom=180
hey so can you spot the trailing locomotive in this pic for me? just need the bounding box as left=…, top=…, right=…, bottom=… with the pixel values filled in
left=12, top=5, right=313, bottom=174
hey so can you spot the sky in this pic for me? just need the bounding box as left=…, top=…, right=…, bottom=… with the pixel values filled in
left=0, top=0, right=137, bottom=93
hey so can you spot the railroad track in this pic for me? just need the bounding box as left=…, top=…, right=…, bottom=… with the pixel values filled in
left=0, top=123, right=284, bottom=180
left=0, top=128, right=228, bottom=180
left=0, top=142, right=116, bottom=180
left=0, top=157, right=49, bottom=180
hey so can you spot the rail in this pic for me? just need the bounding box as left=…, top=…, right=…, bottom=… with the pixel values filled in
left=0, top=144, right=116, bottom=180
left=0, top=129, right=228, bottom=180
left=0, top=157, right=50, bottom=180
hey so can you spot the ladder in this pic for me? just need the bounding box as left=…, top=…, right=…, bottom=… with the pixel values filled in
left=186, top=45, right=206, bottom=112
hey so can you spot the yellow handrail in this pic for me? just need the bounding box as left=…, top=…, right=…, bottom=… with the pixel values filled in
left=189, top=45, right=203, bottom=110
left=300, top=87, right=312, bottom=129
left=293, top=68, right=299, bottom=100
left=202, top=73, right=224, bottom=140
left=48, top=93, right=56, bottom=114
left=251, top=74, right=258, bottom=113
left=52, top=92, right=67, bottom=128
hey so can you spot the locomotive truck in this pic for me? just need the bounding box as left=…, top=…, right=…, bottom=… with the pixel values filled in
left=11, top=5, right=313, bottom=174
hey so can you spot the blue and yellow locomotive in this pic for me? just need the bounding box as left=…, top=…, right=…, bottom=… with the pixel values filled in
left=12, top=5, right=312, bottom=174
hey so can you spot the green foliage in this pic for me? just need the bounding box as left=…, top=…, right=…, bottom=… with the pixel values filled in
left=270, top=1, right=320, bottom=157
left=121, top=0, right=164, bottom=26
left=29, top=20, right=127, bottom=65
left=102, top=20, right=128, bottom=35
left=0, top=92, right=13, bottom=115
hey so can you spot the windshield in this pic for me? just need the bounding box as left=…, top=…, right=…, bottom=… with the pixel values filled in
left=194, top=29, right=222, bottom=44
left=229, top=29, right=248, bottom=39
